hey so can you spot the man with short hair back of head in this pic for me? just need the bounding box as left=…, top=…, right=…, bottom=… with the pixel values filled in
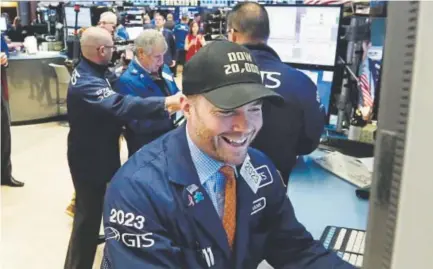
left=80, top=27, right=114, bottom=65
left=115, top=29, right=182, bottom=156
left=101, top=40, right=354, bottom=269
left=64, top=26, right=182, bottom=269
left=227, top=2, right=326, bottom=183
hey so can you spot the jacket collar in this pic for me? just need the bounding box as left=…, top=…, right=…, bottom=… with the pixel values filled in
left=165, top=124, right=205, bottom=187
left=80, top=56, right=108, bottom=76
left=131, top=57, right=151, bottom=74
left=243, top=43, right=281, bottom=61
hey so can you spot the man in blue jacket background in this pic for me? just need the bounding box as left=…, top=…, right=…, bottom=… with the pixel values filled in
left=101, top=41, right=353, bottom=269
left=64, top=27, right=182, bottom=269
left=115, top=29, right=182, bottom=156
left=115, top=14, right=129, bottom=41
left=227, top=2, right=326, bottom=183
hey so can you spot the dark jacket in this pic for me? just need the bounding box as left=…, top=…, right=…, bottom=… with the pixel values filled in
left=66, top=57, right=167, bottom=185
left=161, top=28, right=177, bottom=66
left=247, top=44, right=326, bottom=182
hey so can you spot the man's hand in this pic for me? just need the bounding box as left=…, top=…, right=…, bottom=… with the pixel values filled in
left=164, top=92, right=184, bottom=114
left=170, top=60, right=176, bottom=67
left=360, top=106, right=373, bottom=121
left=1, top=52, right=8, bottom=67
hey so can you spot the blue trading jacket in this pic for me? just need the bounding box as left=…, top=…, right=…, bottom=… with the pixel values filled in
left=115, top=26, right=129, bottom=41
left=66, top=57, right=167, bottom=184
left=247, top=44, right=326, bottom=181
left=173, top=23, right=189, bottom=50
left=101, top=125, right=354, bottom=269
left=115, top=59, right=179, bottom=155
left=1, top=33, right=9, bottom=57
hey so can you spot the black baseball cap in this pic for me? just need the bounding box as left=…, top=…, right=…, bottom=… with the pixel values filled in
left=182, top=40, right=284, bottom=110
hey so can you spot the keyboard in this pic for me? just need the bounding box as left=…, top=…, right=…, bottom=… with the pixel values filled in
left=313, top=151, right=372, bottom=188
left=320, top=226, right=366, bottom=268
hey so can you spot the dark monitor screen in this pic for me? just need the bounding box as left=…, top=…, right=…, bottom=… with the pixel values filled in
left=32, top=24, right=49, bottom=35
left=265, top=5, right=341, bottom=67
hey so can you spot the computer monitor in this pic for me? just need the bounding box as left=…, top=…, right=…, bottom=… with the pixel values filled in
left=297, top=68, right=334, bottom=115
left=32, top=24, right=49, bottom=35
left=125, top=26, right=143, bottom=40
left=178, top=6, right=200, bottom=20
left=0, top=17, right=6, bottom=32
left=65, top=6, right=92, bottom=28
left=265, top=5, right=341, bottom=67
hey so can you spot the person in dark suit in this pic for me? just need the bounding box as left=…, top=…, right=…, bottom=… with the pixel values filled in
left=164, top=13, right=176, bottom=31
left=227, top=3, right=326, bottom=183
left=1, top=33, right=24, bottom=187
left=154, top=13, right=177, bottom=75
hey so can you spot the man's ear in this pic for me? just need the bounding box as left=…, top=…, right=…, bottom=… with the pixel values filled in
left=180, top=95, right=192, bottom=119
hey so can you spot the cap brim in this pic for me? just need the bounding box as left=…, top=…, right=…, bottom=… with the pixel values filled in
left=202, top=83, right=285, bottom=110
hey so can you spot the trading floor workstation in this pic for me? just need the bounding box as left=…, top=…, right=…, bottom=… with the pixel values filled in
left=2, top=0, right=431, bottom=268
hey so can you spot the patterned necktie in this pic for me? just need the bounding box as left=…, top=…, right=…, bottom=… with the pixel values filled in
left=219, top=165, right=237, bottom=250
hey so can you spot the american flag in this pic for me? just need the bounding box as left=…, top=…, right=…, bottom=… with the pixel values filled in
left=358, top=56, right=382, bottom=107
left=359, top=69, right=374, bottom=107
left=303, top=0, right=352, bottom=4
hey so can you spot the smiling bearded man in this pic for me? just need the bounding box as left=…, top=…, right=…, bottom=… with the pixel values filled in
left=101, top=40, right=355, bottom=269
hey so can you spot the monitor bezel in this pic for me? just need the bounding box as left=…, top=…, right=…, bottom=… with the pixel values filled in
left=64, top=6, right=93, bottom=29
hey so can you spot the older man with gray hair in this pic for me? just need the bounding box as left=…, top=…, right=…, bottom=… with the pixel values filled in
left=98, top=11, right=117, bottom=35
left=115, top=29, right=182, bottom=156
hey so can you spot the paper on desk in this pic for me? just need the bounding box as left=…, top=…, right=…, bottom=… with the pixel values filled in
left=313, top=152, right=372, bottom=188
left=357, top=157, right=374, bottom=173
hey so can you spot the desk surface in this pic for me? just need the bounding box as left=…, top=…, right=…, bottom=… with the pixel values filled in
left=9, top=51, right=66, bottom=60
left=287, top=151, right=369, bottom=239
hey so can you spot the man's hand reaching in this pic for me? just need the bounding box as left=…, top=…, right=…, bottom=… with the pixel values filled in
left=164, top=92, right=184, bottom=114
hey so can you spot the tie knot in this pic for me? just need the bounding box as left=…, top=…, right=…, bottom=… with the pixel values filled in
left=219, top=165, right=235, bottom=181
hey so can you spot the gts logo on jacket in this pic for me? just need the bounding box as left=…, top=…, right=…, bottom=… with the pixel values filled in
left=260, top=71, right=281, bottom=89
left=261, top=71, right=322, bottom=104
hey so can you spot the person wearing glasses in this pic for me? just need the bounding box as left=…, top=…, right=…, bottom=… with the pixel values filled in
left=66, top=11, right=126, bottom=217
left=98, top=12, right=118, bottom=36
left=64, top=27, right=183, bottom=269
